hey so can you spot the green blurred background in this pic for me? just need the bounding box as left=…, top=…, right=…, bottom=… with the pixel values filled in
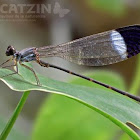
left=0, top=0, right=140, bottom=139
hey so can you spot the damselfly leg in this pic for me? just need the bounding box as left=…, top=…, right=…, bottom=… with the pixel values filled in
left=0, top=58, right=13, bottom=68
left=1, top=65, right=16, bottom=69
left=19, top=62, right=41, bottom=86
left=1, top=61, right=19, bottom=78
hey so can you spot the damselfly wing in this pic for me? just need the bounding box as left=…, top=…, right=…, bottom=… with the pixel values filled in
left=37, top=25, right=140, bottom=66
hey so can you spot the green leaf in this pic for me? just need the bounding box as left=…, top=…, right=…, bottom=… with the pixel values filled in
left=32, top=95, right=119, bottom=140
left=87, top=0, right=126, bottom=16
left=0, top=63, right=140, bottom=139
left=31, top=72, right=126, bottom=140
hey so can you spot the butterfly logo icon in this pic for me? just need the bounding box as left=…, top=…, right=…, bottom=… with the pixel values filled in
left=53, top=2, right=70, bottom=18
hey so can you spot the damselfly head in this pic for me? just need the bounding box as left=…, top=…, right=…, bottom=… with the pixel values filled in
left=6, top=46, right=16, bottom=56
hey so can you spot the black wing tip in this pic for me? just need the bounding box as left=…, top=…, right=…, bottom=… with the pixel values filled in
left=116, top=24, right=140, bottom=32
left=115, top=25, right=140, bottom=58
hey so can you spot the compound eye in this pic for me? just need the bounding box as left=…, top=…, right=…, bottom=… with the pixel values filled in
left=6, top=45, right=16, bottom=56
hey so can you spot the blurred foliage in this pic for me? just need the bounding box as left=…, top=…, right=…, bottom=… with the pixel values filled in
left=87, top=0, right=126, bottom=16
left=31, top=71, right=133, bottom=140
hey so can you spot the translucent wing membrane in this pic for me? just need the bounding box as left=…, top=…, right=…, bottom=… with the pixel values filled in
left=37, top=30, right=128, bottom=66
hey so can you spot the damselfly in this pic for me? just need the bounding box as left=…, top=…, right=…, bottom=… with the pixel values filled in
left=1, top=25, right=140, bottom=102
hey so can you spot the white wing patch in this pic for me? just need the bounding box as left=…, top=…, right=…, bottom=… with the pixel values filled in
left=110, top=30, right=127, bottom=59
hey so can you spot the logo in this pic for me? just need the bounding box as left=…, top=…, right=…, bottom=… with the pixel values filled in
left=0, top=2, right=70, bottom=21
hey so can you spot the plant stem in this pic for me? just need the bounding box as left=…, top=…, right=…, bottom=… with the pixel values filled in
left=0, top=91, right=30, bottom=140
